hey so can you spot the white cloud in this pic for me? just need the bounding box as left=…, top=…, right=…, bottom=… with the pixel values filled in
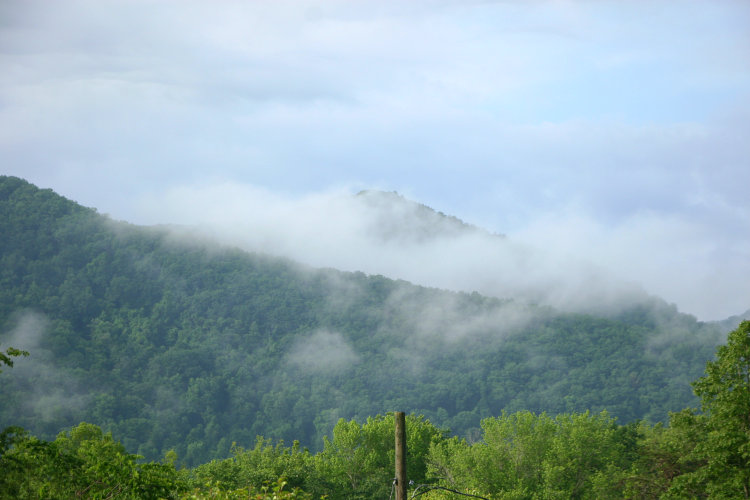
left=137, top=177, right=750, bottom=320
left=2, top=311, right=92, bottom=421
left=286, top=329, right=360, bottom=373
left=1, top=0, right=748, bottom=320
left=516, top=207, right=750, bottom=320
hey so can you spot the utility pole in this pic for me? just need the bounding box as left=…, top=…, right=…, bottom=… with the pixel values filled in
left=395, top=411, right=407, bottom=500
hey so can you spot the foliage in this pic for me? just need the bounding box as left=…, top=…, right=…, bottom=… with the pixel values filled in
left=188, top=413, right=445, bottom=499
left=5, top=176, right=750, bottom=499
left=3, top=321, right=750, bottom=500
left=666, top=320, right=750, bottom=498
left=427, top=410, right=637, bottom=499
left=0, top=345, right=28, bottom=373
left=315, top=413, right=445, bottom=499
left=190, top=437, right=318, bottom=494
left=0, top=175, right=729, bottom=466
left=618, top=411, right=708, bottom=499
left=0, top=422, right=184, bottom=499
left=180, top=478, right=313, bottom=500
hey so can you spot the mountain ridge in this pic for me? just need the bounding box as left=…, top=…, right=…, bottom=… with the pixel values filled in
left=0, top=175, right=736, bottom=465
left=354, top=189, right=502, bottom=242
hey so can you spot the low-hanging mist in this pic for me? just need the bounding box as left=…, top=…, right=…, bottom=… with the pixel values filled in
left=0, top=175, right=736, bottom=465
left=137, top=182, right=738, bottom=318
left=3, top=0, right=748, bottom=321
left=3, top=311, right=91, bottom=425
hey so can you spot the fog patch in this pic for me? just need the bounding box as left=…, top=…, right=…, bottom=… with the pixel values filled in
left=385, top=345, right=426, bottom=378
left=286, top=329, right=360, bottom=374
left=2, top=310, right=91, bottom=422
left=526, top=352, right=568, bottom=373
left=515, top=207, right=750, bottom=321
left=3, top=309, right=48, bottom=354
left=383, top=284, right=534, bottom=345
left=643, top=304, right=725, bottom=359
left=140, top=184, right=661, bottom=319
left=152, top=385, right=188, bottom=415
left=306, top=268, right=371, bottom=315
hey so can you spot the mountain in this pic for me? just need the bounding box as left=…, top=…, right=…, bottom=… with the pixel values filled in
left=712, top=308, right=750, bottom=334
left=185, top=185, right=656, bottom=317
left=354, top=189, right=498, bottom=242
left=0, top=176, right=733, bottom=466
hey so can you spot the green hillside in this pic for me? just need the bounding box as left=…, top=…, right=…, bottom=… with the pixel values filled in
left=0, top=176, right=726, bottom=466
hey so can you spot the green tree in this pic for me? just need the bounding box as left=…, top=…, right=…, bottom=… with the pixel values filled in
left=668, top=320, right=750, bottom=498
left=542, top=411, right=630, bottom=499
left=190, top=437, right=316, bottom=493
left=315, top=413, right=445, bottom=499
left=621, top=411, right=708, bottom=499
left=0, top=422, right=184, bottom=499
left=474, top=410, right=557, bottom=496
left=0, top=345, right=28, bottom=373
left=180, top=477, right=313, bottom=500
left=426, top=410, right=636, bottom=499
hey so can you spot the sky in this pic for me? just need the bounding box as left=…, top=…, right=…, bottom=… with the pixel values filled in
left=1, top=0, right=749, bottom=321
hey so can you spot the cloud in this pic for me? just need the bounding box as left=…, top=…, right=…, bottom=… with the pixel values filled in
left=1, top=0, right=748, bottom=320
left=3, top=309, right=47, bottom=349
left=1, top=311, right=91, bottom=422
left=516, top=206, right=750, bottom=321
left=137, top=177, right=750, bottom=320
left=286, top=329, right=360, bottom=374
left=381, top=285, right=536, bottom=345
left=137, top=184, right=646, bottom=314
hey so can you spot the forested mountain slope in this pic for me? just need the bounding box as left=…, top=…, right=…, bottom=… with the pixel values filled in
left=0, top=176, right=728, bottom=465
left=354, top=189, right=495, bottom=242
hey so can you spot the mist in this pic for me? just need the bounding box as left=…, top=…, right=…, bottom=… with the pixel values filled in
left=3, top=0, right=748, bottom=321
left=133, top=183, right=703, bottom=319
left=286, top=329, right=360, bottom=374
left=1, top=311, right=91, bottom=423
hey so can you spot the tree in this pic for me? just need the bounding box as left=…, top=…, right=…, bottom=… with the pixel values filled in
left=315, top=413, right=446, bottom=499
left=0, top=422, right=184, bottom=499
left=619, top=416, right=706, bottom=499
left=425, top=410, right=635, bottom=499
left=669, top=320, right=750, bottom=498
left=0, top=345, right=28, bottom=373
left=190, top=437, right=316, bottom=493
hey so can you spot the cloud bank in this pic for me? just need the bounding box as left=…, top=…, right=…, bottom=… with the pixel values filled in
left=138, top=183, right=728, bottom=318
left=286, top=329, right=360, bottom=374
left=1, top=311, right=91, bottom=422
left=1, top=0, right=748, bottom=320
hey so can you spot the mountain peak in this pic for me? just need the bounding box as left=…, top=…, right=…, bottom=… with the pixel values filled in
left=354, top=189, right=500, bottom=243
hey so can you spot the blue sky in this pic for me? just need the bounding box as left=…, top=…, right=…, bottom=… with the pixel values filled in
left=1, top=0, right=749, bottom=320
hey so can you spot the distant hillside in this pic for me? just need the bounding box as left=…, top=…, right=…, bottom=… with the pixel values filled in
left=0, top=176, right=731, bottom=466
left=354, top=190, right=499, bottom=242
left=712, top=308, right=750, bottom=333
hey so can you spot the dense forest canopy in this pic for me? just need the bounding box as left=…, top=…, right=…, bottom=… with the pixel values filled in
left=2, top=321, right=749, bottom=499
left=0, top=175, right=737, bottom=468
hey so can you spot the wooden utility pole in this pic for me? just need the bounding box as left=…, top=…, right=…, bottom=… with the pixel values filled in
left=395, top=411, right=407, bottom=500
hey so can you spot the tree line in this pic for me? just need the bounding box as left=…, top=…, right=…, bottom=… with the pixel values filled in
left=2, top=321, right=749, bottom=498
left=0, top=176, right=727, bottom=466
